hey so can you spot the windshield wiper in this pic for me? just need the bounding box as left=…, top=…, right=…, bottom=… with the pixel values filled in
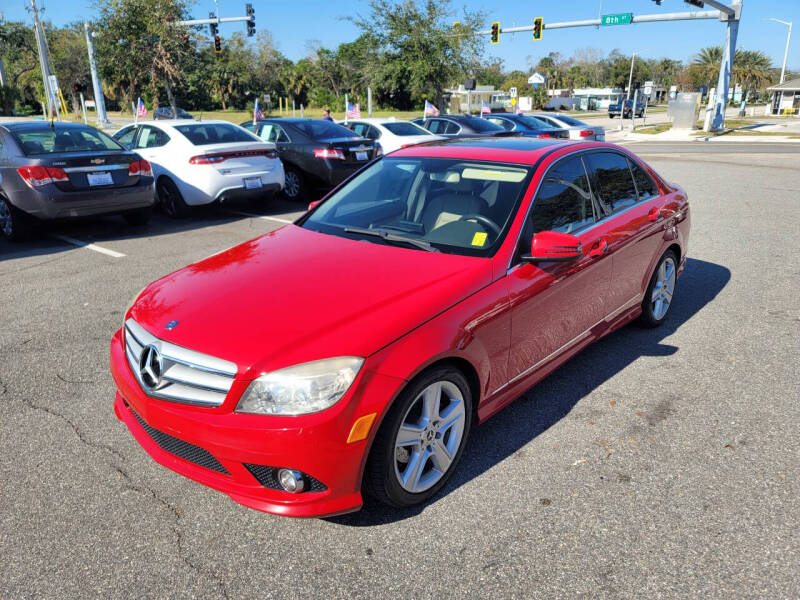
left=343, top=226, right=439, bottom=252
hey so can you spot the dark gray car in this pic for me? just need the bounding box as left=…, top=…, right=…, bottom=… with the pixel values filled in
left=0, top=122, right=155, bottom=240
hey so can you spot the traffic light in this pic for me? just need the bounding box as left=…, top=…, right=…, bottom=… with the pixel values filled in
left=490, top=21, right=500, bottom=44
left=209, top=12, right=218, bottom=37
left=685, top=0, right=704, bottom=7
left=214, top=35, right=222, bottom=53
left=246, top=3, right=255, bottom=37
left=533, top=17, right=543, bottom=41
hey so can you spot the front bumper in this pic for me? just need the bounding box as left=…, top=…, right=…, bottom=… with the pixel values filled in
left=109, top=329, right=403, bottom=518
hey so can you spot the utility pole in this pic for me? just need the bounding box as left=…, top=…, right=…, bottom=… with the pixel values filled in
left=30, top=0, right=58, bottom=119
left=627, top=52, right=638, bottom=100
left=84, top=23, right=111, bottom=128
left=765, top=18, right=792, bottom=85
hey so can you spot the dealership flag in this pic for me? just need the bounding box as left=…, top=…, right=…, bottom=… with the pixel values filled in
left=346, top=102, right=361, bottom=119
left=135, top=97, right=148, bottom=121
left=253, top=98, right=265, bottom=125
left=424, top=100, right=440, bottom=116
left=481, top=100, right=491, bottom=115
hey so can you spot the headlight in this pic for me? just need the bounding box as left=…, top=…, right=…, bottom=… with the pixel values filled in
left=236, top=357, right=364, bottom=416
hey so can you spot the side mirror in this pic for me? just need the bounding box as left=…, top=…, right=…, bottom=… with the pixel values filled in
left=308, top=200, right=322, bottom=211
left=522, top=230, right=583, bottom=263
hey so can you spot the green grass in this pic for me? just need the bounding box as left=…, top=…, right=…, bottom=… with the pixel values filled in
left=633, top=122, right=673, bottom=134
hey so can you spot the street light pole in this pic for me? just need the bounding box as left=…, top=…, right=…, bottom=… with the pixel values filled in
left=627, top=52, right=638, bottom=100
left=765, top=18, right=793, bottom=85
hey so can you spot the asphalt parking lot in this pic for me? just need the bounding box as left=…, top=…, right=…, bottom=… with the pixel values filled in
left=1, top=141, right=798, bottom=599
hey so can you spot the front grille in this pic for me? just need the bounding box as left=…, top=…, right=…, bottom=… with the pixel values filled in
left=243, top=463, right=327, bottom=493
left=124, top=318, right=237, bottom=407
left=130, top=406, right=230, bottom=475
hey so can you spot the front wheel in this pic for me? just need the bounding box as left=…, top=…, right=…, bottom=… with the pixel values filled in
left=639, top=250, right=678, bottom=328
left=364, top=367, right=473, bottom=508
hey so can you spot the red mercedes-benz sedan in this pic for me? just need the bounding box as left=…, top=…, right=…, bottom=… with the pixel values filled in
left=110, top=137, right=690, bottom=518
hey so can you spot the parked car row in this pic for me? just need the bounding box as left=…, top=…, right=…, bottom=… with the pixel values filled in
left=0, top=111, right=603, bottom=240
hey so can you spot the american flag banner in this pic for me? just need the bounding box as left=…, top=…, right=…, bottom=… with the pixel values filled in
left=136, top=97, right=148, bottom=119
left=253, top=98, right=265, bottom=125
left=481, top=100, right=491, bottom=115
left=346, top=102, right=361, bottom=119
left=424, top=100, right=439, bottom=116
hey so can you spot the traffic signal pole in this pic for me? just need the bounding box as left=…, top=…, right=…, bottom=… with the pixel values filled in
left=469, top=1, right=742, bottom=131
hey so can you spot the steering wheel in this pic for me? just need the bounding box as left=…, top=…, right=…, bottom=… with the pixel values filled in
left=457, top=214, right=501, bottom=237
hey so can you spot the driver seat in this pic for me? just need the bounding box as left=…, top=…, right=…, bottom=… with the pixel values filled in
left=420, top=176, right=487, bottom=233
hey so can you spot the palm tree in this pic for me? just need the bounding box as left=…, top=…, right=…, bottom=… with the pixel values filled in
left=693, top=46, right=723, bottom=90
left=733, top=50, right=773, bottom=101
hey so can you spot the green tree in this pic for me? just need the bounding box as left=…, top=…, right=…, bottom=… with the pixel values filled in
left=47, top=23, right=91, bottom=115
left=351, top=0, right=485, bottom=110
left=93, top=0, right=193, bottom=114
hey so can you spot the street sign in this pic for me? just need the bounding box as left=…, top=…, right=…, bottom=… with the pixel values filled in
left=511, top=98, right=517, bottom=106
left=601, top=13, right=633, bottom=26
left=509, top=87, right=518, bottom=98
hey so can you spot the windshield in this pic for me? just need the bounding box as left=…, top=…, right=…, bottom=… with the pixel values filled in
left=292, top=120, right=358, bottom=140
left=515, top=115, right=551, bottom=129
left=382, top=122, right=431, bottom=136
left=174, top=123, right=259, bottom=145
left=301, top=157, right=532, bottom=256
left=464, top=117, right=505, bottom=133
left=14, top=127, right=123, bottom=155
left=553, top=115, right=585, bottom=127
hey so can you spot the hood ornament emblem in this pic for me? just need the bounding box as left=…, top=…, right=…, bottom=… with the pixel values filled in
left=165, top=320, right=179, bottom=330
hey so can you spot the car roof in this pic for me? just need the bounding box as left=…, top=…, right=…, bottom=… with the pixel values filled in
left=132, top=119, right=236, bottom=127
left=388, top=137, right=618, bottom=165
left=3, top=121, right=97, bottom=131
left=338, top=117, right=417, bottom=126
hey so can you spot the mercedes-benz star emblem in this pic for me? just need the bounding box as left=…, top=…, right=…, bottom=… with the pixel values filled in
left=139, top=345, right=163, bottom=389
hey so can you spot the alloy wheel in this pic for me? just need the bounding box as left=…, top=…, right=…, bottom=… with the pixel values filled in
left=651, top=256, right=676, bottom=320
left=393, top=380, right=466, bottom=494
left=284, top=171, right=301, bottom=198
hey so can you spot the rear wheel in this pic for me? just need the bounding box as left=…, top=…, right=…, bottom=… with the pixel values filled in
left=639, top=250, right=678, bottom=328
left=282, top=168, right=305, bottom=201
left=364, top=366, right=473, bottom=508
left=0, top=196, right=34, bottom=242
left=157, top=177, right=190, bottom=218
left=122, top=206, right=152, bottom=226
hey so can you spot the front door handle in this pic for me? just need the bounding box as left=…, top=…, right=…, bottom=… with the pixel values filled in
left=589, top=237, right=609, bottom=258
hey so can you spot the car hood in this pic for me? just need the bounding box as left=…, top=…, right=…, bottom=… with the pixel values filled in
left=129, top=225, right=492, bottom=377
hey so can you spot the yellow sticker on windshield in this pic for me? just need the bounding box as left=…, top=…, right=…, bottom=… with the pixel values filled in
left=471, top=232, right=488, bottom=247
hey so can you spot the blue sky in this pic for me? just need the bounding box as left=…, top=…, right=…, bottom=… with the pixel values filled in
left=4, top=0, right=798, bottom=72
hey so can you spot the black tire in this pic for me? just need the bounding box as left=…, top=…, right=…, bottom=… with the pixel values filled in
left=609, top=114, right=615, bottom=119
left=364, top=366, right=473, bottom=508
left=121, top=206, right=152, bottom=226
left=639, top=250, right=679, bottom=328
left=157, top=177, right=191, bottom=218
left=0, top=196, right=34, bottom=242
left=282, top=168, right=305, bottom=201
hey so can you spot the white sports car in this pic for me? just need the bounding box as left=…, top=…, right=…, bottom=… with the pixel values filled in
left=337, top=118, right=443, bottom=154
left=113, top=120, right=284, bottom=217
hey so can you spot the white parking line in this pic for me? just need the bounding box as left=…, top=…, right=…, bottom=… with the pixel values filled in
left=51, top=234, right=126, bottom=258
left=225, top=210, right=294, bottom=224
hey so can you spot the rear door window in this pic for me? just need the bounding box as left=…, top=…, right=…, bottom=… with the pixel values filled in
left=135, top=126, right=169, bottom=149
left=529, top=156, right=595, bottom=234
left=629, top=160, right=659, bottom=201
left=114, top=126, right=137, bottom=149
left=584, top=152, right=639, bottom=215
left=174, top=123, right=259, bottom=145
left=442, top=120, right=461, bottom=135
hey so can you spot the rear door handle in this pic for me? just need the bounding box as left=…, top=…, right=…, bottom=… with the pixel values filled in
left=648, top=206, right=664, bottom=222
left=589, top=237, right=609, bottom=258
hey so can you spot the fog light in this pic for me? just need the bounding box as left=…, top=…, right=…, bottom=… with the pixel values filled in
left=277, top=468, right=305, bottom=493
